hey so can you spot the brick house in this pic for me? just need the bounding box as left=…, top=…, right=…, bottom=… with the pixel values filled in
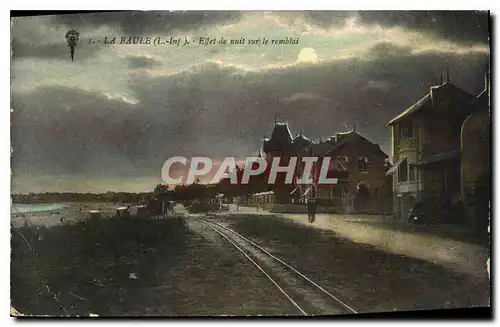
left=321, top=131, right=389, bottom=195
left=261, top=121, right=390, bottom=212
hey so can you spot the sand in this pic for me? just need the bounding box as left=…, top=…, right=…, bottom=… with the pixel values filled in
left=11, top=202, right=122, bottom=228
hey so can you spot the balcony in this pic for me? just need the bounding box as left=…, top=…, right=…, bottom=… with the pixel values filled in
left=422, top=139, right=459, bottom=157
left=398, top=137, right=417, bottom=152
left=395, top=181, right=420, bottom=194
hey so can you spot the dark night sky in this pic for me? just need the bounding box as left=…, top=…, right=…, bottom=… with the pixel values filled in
left=10, top=11, right=490, bottom=193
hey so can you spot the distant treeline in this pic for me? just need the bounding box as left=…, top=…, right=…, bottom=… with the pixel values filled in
left=11, top=192, right=151, bottom=204
left=12, top=176, right=269, bottom=204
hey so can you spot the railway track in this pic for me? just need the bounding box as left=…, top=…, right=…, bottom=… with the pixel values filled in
left=192, top=216, right=358, bottom=316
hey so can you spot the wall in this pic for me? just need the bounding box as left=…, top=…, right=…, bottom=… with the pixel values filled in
left=330, top=133, right=387, bottom=194
left=461, top=109, right=491, bottom=227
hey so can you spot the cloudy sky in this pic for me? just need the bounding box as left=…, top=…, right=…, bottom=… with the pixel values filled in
left=11, top=11, right=490, bottom=193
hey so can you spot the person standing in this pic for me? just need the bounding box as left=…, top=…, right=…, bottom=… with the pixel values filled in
left=307, top=196, right=318, bottom=223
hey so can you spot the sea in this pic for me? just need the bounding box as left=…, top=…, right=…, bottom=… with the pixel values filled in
left=11, top=203, right=67, bottom=214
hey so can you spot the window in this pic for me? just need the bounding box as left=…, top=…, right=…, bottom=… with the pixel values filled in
left=409, top=164, right=416, bottom=182
left=409, top=196, right=416, bottom=209
left=398, top=159, right=408, bottom=182
left=358, top=157, right=368, bottom=173
left=337, top=156, right=349, bottom=171
left=400, top=121, right=414, bottom=138
left=357, top=182, right=370, bottom=196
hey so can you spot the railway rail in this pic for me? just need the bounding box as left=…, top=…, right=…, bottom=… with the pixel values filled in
left=192, top=216, right=358, bottom=316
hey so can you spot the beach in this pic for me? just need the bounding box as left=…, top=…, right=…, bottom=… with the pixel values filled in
left=11, top=202, right=122, bottom=228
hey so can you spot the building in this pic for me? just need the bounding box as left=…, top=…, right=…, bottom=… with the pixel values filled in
left=320, top=130, right=389, bottom=196
left=320, top=130, right=391, bottom=212
left=386, top=72, right=482, bottom=221
left=261, top=121, right=390, bottom=212
left=263, top=121, right=295, bottom=159
left=261, top=122, right=300, bottom=203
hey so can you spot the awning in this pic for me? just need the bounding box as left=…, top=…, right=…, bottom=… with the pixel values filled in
left=385, top=156, right=407, bottom=176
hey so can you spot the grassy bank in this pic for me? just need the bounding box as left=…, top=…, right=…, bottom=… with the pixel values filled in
left=11, top=216, right=189, bottom=316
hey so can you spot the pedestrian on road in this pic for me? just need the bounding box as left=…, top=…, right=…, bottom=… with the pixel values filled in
left=307, top=197, right=318, bottom=223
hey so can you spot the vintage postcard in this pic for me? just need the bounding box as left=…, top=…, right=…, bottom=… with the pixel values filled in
left=10, top=10, right=491, bottom=317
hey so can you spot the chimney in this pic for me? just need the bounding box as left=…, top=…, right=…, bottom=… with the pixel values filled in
left=446, top=67, right=450, bottom=83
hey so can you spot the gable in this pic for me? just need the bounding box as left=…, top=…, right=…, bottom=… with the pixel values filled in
left=388, top=82, right=476, bottom=126
left=324, top=132, right=388, bottom=160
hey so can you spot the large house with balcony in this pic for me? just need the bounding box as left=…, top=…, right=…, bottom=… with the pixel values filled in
left=386, top=74, right=481, bottom=221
